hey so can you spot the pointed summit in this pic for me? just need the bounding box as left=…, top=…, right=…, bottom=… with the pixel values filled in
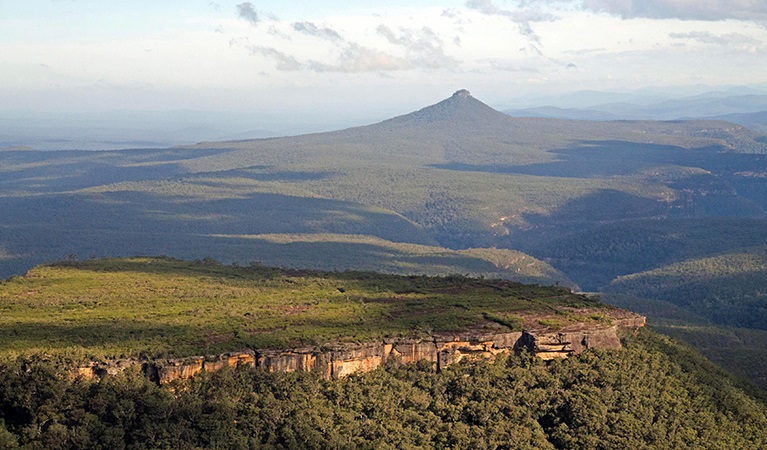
left=376, top=89, right=512, bottom=128
left=452, top=89, right=472, bottom=98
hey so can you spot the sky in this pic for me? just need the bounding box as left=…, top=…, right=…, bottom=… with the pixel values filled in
left=2, top=0, right=767, bottom=133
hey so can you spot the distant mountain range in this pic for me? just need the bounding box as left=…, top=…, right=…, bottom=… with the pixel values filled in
left=506, top=91, right=767, bottom=131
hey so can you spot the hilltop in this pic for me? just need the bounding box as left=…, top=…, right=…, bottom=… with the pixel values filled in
left=2, top=258, right=767, bottom=449
left=0, top=257, right=615, bottom=361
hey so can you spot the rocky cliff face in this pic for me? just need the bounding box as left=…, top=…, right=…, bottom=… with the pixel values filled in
left=73, top=312, right=645, bottom=384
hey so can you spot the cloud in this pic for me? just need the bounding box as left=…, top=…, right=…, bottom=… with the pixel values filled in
left=376, top=25, right=458, bottom=69
left=442, top=8, right=460, bottom=19
left=231, top=38, right=302, bottom=70
left=563, top=47, right=607, bottom=56
left=466, top=0, right=767, bottom=23
left=465, top=0, right=548, bottom=55
left=231, top=5, right=462, bottom=73
left=236, top=2, right=259, bottom=26
left=309, top=44, right=411, bottom=73
left=267, top=25, right=292, bottom=39
left=669, top=31, right=761, bottom=46
left=292, top=22, right=343, bottom=42
left=578, top=0, right=767, bottom=21
left=489, top=61, right=542, bottom=73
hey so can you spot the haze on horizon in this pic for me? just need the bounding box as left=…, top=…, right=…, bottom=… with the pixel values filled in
left=2, top=0, right=767, bottom=147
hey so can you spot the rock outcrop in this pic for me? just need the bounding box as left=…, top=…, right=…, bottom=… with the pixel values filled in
left=74, top=312, right=645, bottom=384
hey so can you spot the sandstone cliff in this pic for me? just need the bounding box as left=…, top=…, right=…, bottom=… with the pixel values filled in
left=73, top=311, right=645, bottom=384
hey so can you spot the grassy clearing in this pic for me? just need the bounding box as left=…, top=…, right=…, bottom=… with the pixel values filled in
left=0, top=257, right=606, bottom=361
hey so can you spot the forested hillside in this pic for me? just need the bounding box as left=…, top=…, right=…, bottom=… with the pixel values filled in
left=2, top=89, right=767, bottom=387
left=1, top=330, right=766, bottom=449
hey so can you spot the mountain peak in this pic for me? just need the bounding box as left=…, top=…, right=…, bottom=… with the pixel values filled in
left=452, top=89, right=472, bottom=98
left=376, top=89, right=511, bottom=128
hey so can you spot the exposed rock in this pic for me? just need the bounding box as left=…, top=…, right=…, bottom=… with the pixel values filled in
left=389, top=339, right=438, bottom=365
left=327, top=342, right=387, bottom=378
left=72, top=358, right=143, bottom=381
left=204, top=351, right=256, bottom=372
left=158, top=357, right=204, bottom=384
left=257, top=348, right=317, bottom=374
left=436, top=331, right=523, bottom=369
left=613, top=315, right=647, bottom=330
left=516, top=326, right=625, bottom=360
left=70, top=311, right=646, bottom=384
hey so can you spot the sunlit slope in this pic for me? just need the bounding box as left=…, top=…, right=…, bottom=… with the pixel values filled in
left=0, top=257, right=593, bottom=359
left=204, top=233, right=573, bottom=287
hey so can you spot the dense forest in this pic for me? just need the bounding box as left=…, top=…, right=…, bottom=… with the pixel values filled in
left=1, top=330, right=766, bottom=449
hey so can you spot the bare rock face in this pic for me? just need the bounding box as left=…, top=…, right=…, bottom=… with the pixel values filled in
left=436, top=331, right=523, bottom=368
left=204, top=351, right=256, bottom=373
left=613, top=315, right=647, bottom=329
left=158, top=357, right=204, bottom=384
left=72, top=311, right=645, bottom=384
left=389, top=339, right=438, bottom=365
left=516, top=326, right=627, bottom=360
left=328, top=342, right=388, bottom=378
left=71, top=358, right=143, bottom=381
left=258, top=348, right=318, bottom=374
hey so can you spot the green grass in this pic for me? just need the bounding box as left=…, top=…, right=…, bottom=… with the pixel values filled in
left=0, top=257, right=607, bottom=361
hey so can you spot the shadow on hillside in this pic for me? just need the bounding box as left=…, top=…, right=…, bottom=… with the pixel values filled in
left=189, top=165, right=339, bottom=183
left=0, top=147, right=230, bottom=193
left=31, top=237, right=561, bottom=287
left=433, top=140, right=767, bottom=179
left=0, top=320, right=200, bottom=355
left=0, top=189, right=433, bottom=244
left=0, top=188, right=455, bottom=279
left=605, top=267, right=767, bottom=328
left=228, top=167, right=338, bottom=182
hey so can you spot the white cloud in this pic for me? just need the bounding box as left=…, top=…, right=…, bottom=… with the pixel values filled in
left=3, top=1, right=767, bottom=117
left=309, top=44, right=411, bottom=73
left=465, top=0, right=550, bottom=54
left=240, top=44, right=303, bottom=71
left=292, top=22, right=343, bottom=42
left=376, top=25, right=458, bottom=69
left=236, top=2, right=260, bottom=26
left=669, top=31, right=763, bottom=51
left=578, top=0, right=767, bottom=21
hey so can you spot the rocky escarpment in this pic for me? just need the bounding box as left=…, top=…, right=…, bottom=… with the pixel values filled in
left=74, top=312, right=645, bottom=384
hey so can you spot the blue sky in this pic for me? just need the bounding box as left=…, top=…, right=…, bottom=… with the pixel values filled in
left=2, top=0, right=766, bottom=123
